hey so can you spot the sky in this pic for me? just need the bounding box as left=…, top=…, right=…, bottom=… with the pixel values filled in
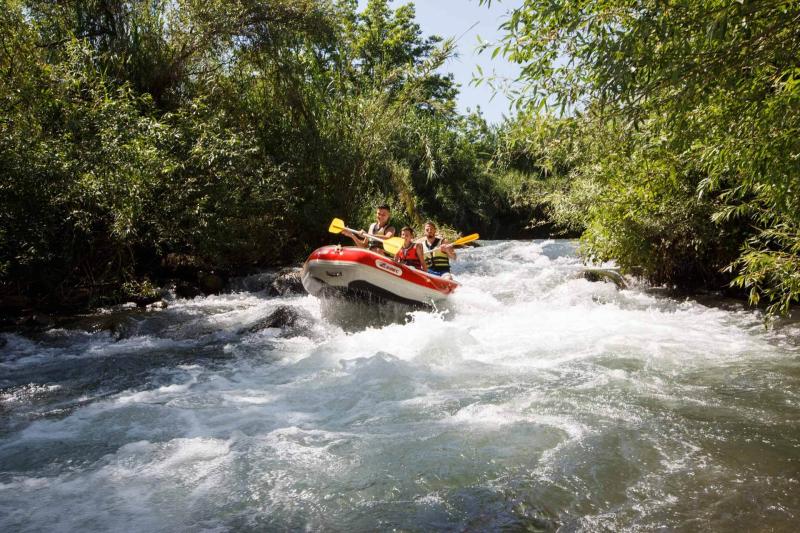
left=357, top=0, right=525, bottom=124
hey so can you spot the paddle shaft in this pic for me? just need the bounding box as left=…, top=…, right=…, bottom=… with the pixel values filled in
left=421, top=233, right=479, bottom=253
left=340, top=225, right=391, bottom=242
left=424, top=239, right=473, bottom=254
left=426, top=241, right=458, bottom=252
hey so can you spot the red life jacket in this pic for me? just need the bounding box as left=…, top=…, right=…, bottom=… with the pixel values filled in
left=396, top=243, right=423, bottom=269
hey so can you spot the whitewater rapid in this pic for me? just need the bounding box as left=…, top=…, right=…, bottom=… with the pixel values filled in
left=1, top=240, right=798, bottom=531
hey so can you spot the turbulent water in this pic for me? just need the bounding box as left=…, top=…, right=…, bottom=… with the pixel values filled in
left=1, top=240, right=799, bottom=532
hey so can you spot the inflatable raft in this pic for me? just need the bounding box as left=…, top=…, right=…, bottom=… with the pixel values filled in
left=301, top=245, right=458, bottom=307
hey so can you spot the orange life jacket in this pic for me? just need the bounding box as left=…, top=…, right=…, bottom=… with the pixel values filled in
left=396, top=243, right=423, bottom=270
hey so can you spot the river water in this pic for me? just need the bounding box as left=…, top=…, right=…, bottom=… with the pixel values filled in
left=1, top=240, right=799, bottom=531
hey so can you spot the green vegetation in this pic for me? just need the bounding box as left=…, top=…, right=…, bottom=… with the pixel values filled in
left=3, top=0, right=796, bottom=317
left=485, top=0, right=800, bottom=316
left=0, top=0, right=537, bottom=312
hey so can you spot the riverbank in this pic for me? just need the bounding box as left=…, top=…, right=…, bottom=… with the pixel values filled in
left=0, top=264, right=306, bottom=334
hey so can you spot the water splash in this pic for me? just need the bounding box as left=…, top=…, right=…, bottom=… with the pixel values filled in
left=1, top=240, right=798, bottom=531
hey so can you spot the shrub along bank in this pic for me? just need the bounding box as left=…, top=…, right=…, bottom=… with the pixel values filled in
left=0, top=0, right=547, bottom=314
left=485, top=0, right=800, bottom=317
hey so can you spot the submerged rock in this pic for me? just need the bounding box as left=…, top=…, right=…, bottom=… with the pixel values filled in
left=162, top=253, right=227, bottom=298
left=269, top=268, right=304, bottom=296
left=580, top=268, right=628, bottom=289
left=175, top=281, right=202, bottom=299
left=227, top=272, right=276, bottom=293
left=126, top=294, right=161, bottom=308
left=147, top=300, right=168, bottom=310
left=198, top=271, right=225, bottom=295
left=55, top=308, right=138, bottom=339
left=241, top=305, right=313, bottom=336
left=170, top=271, right=227, bottom=299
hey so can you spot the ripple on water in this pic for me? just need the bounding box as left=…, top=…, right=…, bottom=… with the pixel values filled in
left=1, top=240, right=799, bottom=531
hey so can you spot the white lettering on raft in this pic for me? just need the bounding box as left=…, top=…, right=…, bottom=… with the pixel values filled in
left=375, top=260, right=403, bottom=277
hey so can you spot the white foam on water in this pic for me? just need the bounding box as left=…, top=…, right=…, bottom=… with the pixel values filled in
left=1, top=240, right=798, bottom=531
left=115, top=366, right=202, bottom=405
left=0, top=436, right=235, bottom=532
left=0, top=383, right=61, bottom=404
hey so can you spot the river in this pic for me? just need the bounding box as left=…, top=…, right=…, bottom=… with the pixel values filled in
left=1, top=240, right=799, bottom=531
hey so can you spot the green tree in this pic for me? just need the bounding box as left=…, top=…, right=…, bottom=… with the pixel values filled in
left=2, top=0, right=509, bottom=312
left=486, top=0, right=800, bottom=314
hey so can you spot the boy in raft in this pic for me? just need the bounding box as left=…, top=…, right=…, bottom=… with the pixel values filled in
left=421, top=221, right=456, bottom=279
left=341, top=204, right=396, bottom=256
left=394, top=226, right=426, bottom=271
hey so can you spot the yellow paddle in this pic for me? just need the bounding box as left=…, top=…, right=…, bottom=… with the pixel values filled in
left=381, top=238, right=405, bottom=255
left=426, top=233, right=480, bottom=252
left=327, top=218, right=349, bottom=234
left=451, top=233, right=479, bottom=247
left=328, top=218, right=404, bottom=255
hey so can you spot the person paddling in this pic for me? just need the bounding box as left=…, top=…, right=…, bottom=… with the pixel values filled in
left=421, top=220, right=455, bottom=279
left=394, top=227, right=426, bottom=271
left=342, top=204, right=396, bottom=256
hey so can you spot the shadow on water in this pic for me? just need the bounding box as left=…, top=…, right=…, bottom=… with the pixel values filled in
left=319, top=295, right=419, bottom=332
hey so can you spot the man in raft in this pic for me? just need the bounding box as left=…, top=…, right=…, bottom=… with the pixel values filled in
left=341, top=204, right=396, bottom=256
left=421, top=221, right=456, bottom=279
left=394, top=226, right=426, bottom=271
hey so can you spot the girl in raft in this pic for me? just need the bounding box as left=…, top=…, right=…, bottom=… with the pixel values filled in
left=394, top=226, right=426, bottom=272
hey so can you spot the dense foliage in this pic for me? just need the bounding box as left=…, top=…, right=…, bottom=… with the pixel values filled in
left=0, top=0, right=536, bottom=312
left=7, top=0, right=791, bottom=316
left=487, top=0, right=800, bottom=315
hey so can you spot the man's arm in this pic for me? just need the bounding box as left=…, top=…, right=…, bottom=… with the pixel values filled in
left=416, top=243, right=427, bottom=271
left=342, top=229, right=368, bottom=248
left=441, top=240, right=457, bottom=260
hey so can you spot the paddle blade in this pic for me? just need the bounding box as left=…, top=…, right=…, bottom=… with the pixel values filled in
left=453, top=233, right=479, bottom=246
left=328, top=218, right=346, bottom=234
left=382, top=237, right=404, bottom=256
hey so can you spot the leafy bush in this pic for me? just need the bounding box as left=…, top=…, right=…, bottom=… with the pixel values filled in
left=487, top=0, right=800, bottom=314
left=1, top=0, right=533, bottom=310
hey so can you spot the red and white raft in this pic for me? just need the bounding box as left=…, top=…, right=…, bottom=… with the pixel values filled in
left=301, top=245, right=458, bottom=307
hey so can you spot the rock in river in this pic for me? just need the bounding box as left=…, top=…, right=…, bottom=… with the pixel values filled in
left=269, top=268, right=304, bottom=296
left=241, top=305, right=313, bottom=336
